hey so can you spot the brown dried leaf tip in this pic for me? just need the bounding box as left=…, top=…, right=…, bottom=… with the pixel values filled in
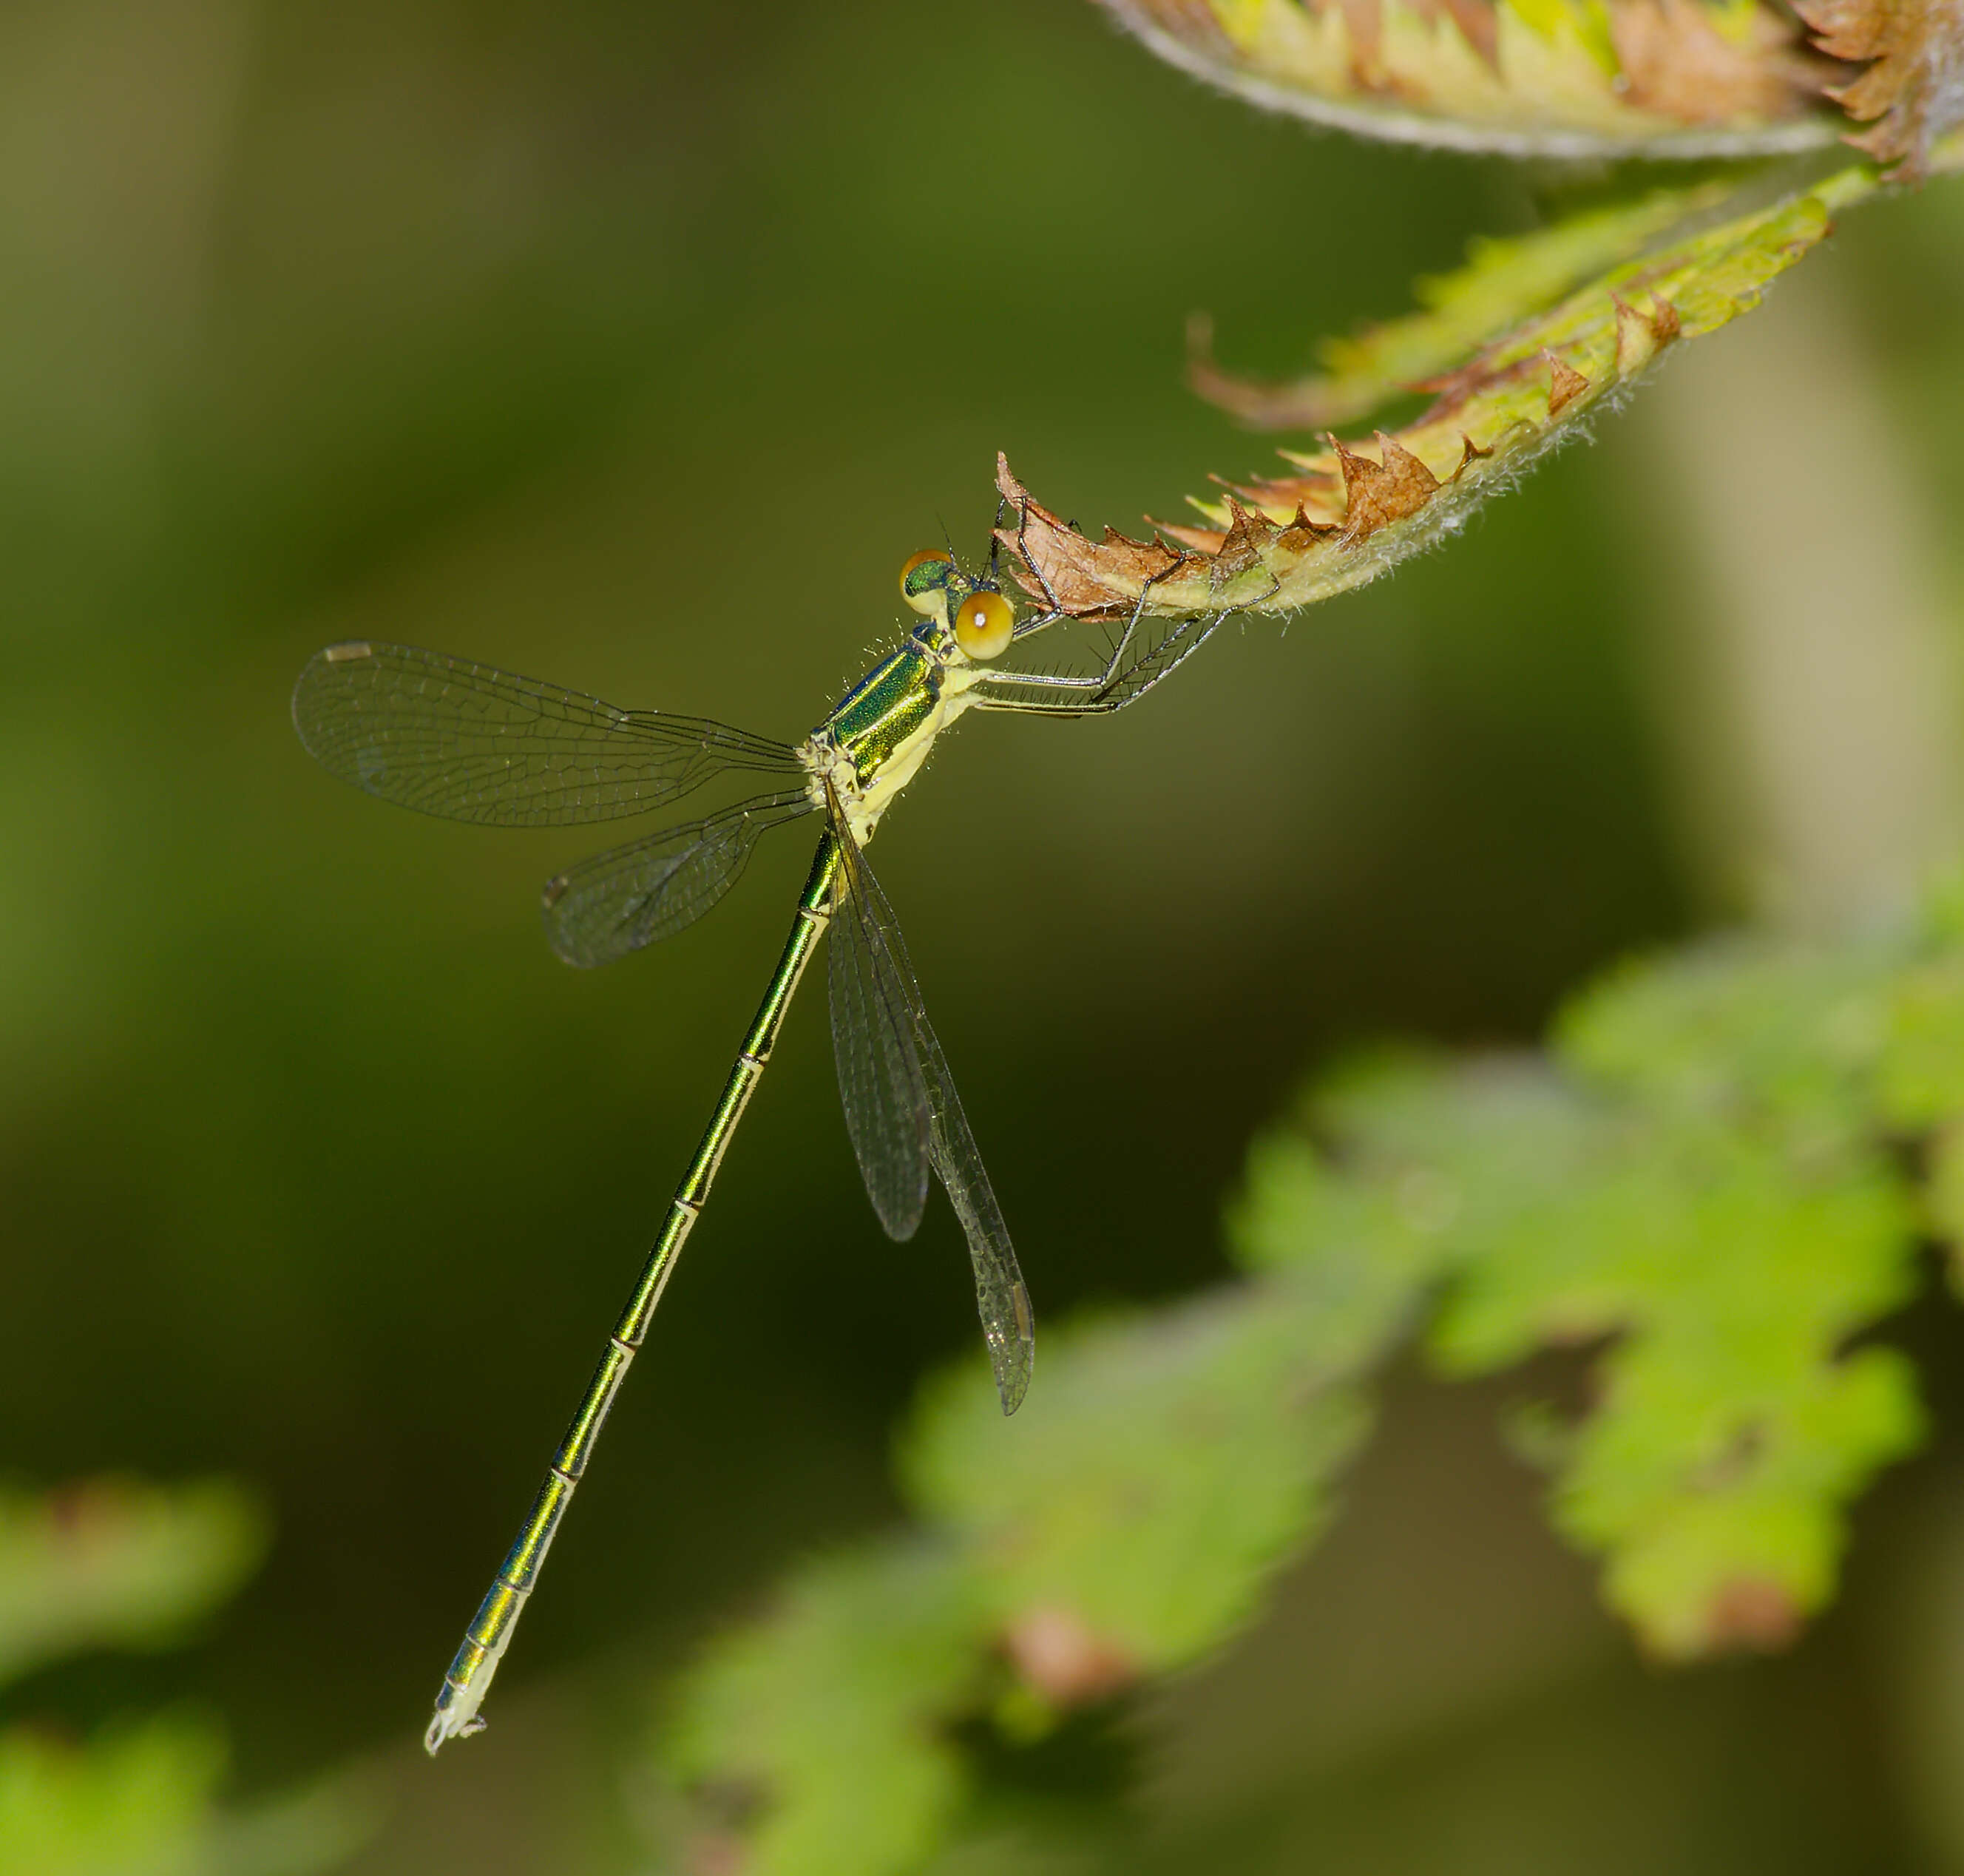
left=1608, top=0, right=1839, bottom=126
left=994, top=453, right=1179, bottom=618
left=1329, top=430, right=1443, bottom=539
left=994, top=279, right=1693, bottom=623
left=1612, top=294, right=1684, bottom=376
left=1795, top=0, right=1964, bottom=175
left=1694, top=1576, right=1806, bottom=1655
left=1002, top=1605, right=1140, bottom=1707
left=1544, top=349, right=1593, bottom=415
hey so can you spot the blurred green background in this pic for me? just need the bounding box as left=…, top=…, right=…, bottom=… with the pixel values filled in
left=4, top=0, right=1964, bottom=1870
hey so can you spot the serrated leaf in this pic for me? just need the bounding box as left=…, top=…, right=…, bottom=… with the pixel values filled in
left=1224, top=946, right=1929, bottom=1662
left=660, top=890, right=1964, bottom=1869
left=1441, top=1129, right=1921, bottom=1652
left=901, top=1279, right=1392, bottom=1678
left=1795, top=0, right=1964, bottom=175
left=1000, top=143, right=1961, bottom=632
left=662, top=1274, right=1412, bottom=1872
left=1099, top=0, right=1843, bottom=157
left=1023, top=176, right=1901, bottom=626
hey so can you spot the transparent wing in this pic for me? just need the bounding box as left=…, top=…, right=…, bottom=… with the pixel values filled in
left=543, top=790, right=814, bottom=969
left=830, top=817, right=1035, bottom=1414
left=293, top=640, right=802, bottom=827
left=828, top=821, right=932, bottom=1242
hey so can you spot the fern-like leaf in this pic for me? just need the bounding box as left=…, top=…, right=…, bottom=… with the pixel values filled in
left=1099, top=0, right=1846, bottom=158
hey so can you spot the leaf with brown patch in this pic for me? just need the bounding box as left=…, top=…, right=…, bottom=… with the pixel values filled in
left=1001, top=1606, right=1140, bottom=1707
left=1000, top=155, right=1949, bottom=630
left=1100, top=0, right=1845, bottom=158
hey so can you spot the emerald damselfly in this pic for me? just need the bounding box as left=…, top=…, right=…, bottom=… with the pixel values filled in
left=291, top=531, right=1224, bottom=1751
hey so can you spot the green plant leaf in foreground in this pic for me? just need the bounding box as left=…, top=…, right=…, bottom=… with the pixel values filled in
left=0, top=1479, right=372, bottom=1876
left=664, top=1543, right=978, bottom=1876
left=0, top=1717, right=376, bottom=1876
left=901, top=1270, right=1401, bottom=1681
left=0, top=1718, right=228, bottom=1876
left=1281, top=1027, right=1923, bottom=1658
left=656, top=891, right=1964, bottom=1872
left=997, top=141, right=1961, bottom=628
left=652, top=115, right=1964, bottom=1876
left=659, top=1276, right=1409, bottom=1876
left=0, top=1478, right=266, bottom=1689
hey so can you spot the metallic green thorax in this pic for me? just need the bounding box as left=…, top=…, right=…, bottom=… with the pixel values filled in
left=827, top=647, right=944, bottom=791
left=802, top=601, right=989, bottom=846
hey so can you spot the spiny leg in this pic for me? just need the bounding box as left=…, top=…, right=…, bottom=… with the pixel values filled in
left=977, top=602, right=1230, bottom=719
left=981, top=578, right=1162, bottom=700
left=972, top=620, right=1219, bottom=716
left=979, top=557, right=1284, bottom=717
left=1011, top=492, right=1069, bottom=619
left=984, top=496, right=1008, bottom=592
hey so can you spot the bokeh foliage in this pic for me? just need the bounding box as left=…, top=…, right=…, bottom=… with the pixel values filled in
left=1, top=0, right=1963, bottom=1870
left=654, top=877, right=1964, bottom=1873
left=0, top=1478, right=369, bottom=1876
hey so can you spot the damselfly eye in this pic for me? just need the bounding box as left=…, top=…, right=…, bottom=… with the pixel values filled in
left=954, top=589, right=1015, bottom=660
left=899, top=549, right=956, bottom=617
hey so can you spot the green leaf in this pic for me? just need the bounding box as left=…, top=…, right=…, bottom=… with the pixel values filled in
left=0, top=1717, right=226, bottom=1876
left=0, top=1479, right=370, bottom=1876
left=902, top=1280, right=1388, bottom=1677
left=1555, top=937, right=1897, bottom=1139
left=1271, top=951, right=1929, bottom=1656
left=1439, top=1126, right=1921, bottom=1653
left=663, top=1541, right=980, bottom=1876
left=661, top=894, right=1964, bottom=1868
left=0, top=1480, right=268, bottom=1690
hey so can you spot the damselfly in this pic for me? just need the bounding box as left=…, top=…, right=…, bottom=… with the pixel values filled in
left=291, top=529, right=1225, bottom=1752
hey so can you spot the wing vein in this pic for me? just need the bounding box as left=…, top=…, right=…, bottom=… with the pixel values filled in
left=543, top=790, right=814, bottom=969
left=826, top=805, right=1034, bottom=1412
left=293, top=642, right=802, bottom=827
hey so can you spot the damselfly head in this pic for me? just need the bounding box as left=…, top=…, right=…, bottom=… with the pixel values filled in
left=899, top=549, right=961, bottom=622
left=900, top=546, right=1013, bottom=659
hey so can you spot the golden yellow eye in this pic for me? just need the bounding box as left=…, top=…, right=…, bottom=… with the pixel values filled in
left=954, top=589, right=1015, bottom=660
left=899, top=549, right=956, bottom=617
